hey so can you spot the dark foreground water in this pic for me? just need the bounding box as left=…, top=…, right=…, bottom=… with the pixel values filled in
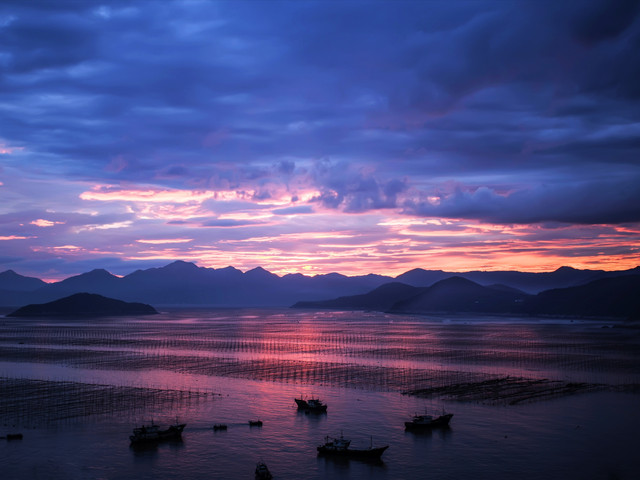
left=1, top=309, right=639, bottom=479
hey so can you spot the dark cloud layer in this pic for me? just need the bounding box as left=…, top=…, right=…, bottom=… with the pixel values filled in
left=1, top=2, right=638, bottom=193
left=404, top=176, right=640, bottom=224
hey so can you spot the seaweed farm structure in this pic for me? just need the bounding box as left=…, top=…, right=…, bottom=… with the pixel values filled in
left=1, top=309, right=639, bottom=428
left=0, top=377, right=215, bottom=428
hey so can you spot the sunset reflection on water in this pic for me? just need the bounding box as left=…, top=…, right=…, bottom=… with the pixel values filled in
left=1, top=309, right=639, bottom=479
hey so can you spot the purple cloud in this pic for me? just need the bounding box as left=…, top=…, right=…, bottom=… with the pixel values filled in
left=404, top=177, right=640, bottom=224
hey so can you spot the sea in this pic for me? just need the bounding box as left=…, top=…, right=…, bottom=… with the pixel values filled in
left=1, top=308, right=639, bottom=479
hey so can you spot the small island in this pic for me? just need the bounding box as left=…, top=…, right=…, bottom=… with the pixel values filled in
left=7, top=292, right=159, bottom=317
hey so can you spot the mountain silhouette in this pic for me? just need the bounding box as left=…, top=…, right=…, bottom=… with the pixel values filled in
left=0, top=261, right=394, bottom=307
left=390, top=276, right=528, bottom=314
left=394, top=266, right=640, bottom=293
left=294, top=275, right=640, bottom=319
left=44, top=269, right=122, bottom=298
left=295, top=277, right=529, bottom=314
left=293, top=282, right=424, bottom=311
left=0, top=262, right=638, bottom=314
left=521, top=275, right=640, bottom=318
left=0, top=269, right=47, bottom=292
left=7, top=293, right=158, bottom=317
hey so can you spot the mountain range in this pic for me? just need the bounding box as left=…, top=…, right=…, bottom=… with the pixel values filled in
left=0, top=261, right=639, bottom=318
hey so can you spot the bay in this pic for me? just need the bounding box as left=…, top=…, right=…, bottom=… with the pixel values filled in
left=1, top=309, right=639, bottom=479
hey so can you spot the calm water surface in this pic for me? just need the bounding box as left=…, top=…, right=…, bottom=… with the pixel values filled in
left=1, top=309, right=639, bottom=479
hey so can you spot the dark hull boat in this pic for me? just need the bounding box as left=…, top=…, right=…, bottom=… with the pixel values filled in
left=255, top=461, right=273, bottom=479
left=129, top=423, right=185, bottom=444
left=317, top=435, right=388, bottom=460
left=295, top=396, right=328, bottom=413
left=404, top=412, right=453, bottom=431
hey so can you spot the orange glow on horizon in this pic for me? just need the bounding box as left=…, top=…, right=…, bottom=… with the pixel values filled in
left=7, top=188, right=637, bottom=281
left=121, top=242, right=639, bottom=278
left=28, top=248, right=639, bottom=282
left=67, top=214, right=640, bottom=279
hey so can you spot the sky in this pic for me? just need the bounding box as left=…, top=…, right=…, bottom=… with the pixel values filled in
left=1, top=0, right=640, bottom=281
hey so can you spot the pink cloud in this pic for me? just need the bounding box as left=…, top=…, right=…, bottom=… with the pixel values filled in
left=30, top=219, right=65, bottom=227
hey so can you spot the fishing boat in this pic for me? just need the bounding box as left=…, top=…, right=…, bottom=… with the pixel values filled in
left=404, top=411, right=453, bottom=431
left=249, top=420, right=263, bottom=427
left=255, top=461, right=273, bottom=479
left=213, top=424, right=227, bottom=431
left=129, top=422, right=185, bottom=444
left=295, top=396, right=328, bottom=412
left=317, top=434, right=388, bottom=459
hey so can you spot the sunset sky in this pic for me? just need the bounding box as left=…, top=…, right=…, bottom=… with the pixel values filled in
left=1, top=0, right=639, bottom=281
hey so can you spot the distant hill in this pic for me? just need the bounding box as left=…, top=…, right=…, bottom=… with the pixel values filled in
left=0, top=261, right=638, bottom=309
left=0, top=270, right=47, bottom=291
left=395, top=266, right=640, bottom=293
left=41, top=269, right=123, bottom=299
left=294, top=275, right=640, bottom=319
left=293, top=277, right=530, bottom=314
left=520, top=275, right=640, bottom=318
left=293, top=282, right=425, bottom=311
left=389, top=277, right=529, bottom=314
left=7, top=293, right=158, bottom=317
left=395, top=269, right=450, bottom=287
